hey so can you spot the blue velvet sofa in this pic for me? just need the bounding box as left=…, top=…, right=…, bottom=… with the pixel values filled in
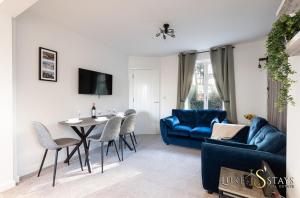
left=201, top=117, right=286, bottom=196
left=160, top=109, right=227, bottom=149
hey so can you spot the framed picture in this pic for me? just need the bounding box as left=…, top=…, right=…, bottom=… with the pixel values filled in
left=39, top=47, right=57, bottom=82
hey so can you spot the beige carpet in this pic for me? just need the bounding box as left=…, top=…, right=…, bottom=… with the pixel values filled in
left=1, top=135, right=217, bottom=198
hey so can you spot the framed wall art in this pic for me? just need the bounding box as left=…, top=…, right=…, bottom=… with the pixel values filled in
left=39, top=47, right=57, bottom=82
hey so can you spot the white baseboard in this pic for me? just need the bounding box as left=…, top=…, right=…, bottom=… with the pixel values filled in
left=0, top=180, right=16, bottom=192
left=135, top=131, right=159, bottom=135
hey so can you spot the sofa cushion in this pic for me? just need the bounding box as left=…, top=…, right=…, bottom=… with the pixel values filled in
left=164, top=116, right=180, bottom=129
left=250, top=125, right=286, bottom=154
left=196, top=110, right=227, bottom=127
left=210, top=117, right=219, bottom=128
left=190, top=127, right=212, bottom=139
left=247, top=117, right=268, bottom=144
left=172, top=110, right=197, bottom=127
left=221, top=119, right=230, bottom=124
left=168, top=125, right=192, bottom=137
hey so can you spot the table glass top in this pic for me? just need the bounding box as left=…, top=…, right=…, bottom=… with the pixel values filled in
left=59, top=115, right=115, bottom=127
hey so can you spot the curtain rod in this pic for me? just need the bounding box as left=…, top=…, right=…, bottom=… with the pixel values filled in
left=196, top=46, right=235, bottom=54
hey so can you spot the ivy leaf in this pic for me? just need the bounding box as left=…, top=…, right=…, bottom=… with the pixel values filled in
left=265, top=10, right=300, bottom=110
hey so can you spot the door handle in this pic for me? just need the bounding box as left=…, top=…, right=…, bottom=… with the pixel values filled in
left=154, top=101, right=160, bottom=103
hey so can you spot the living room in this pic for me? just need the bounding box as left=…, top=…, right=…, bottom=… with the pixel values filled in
left=0, top=0, right=299, bottom=197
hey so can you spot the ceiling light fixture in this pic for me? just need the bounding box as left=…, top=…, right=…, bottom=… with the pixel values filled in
left=156, top=23, right=175, bottom=39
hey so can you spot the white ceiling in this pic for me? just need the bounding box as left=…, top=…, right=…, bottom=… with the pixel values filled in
left=26, top=0, right=281, bottom=56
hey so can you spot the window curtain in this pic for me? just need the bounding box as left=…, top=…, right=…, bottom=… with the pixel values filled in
left=210, top=45, right=237, bottom=123
left=267, top=73, right=287, bottom=132
left=177, top=51, right=197, bottom=109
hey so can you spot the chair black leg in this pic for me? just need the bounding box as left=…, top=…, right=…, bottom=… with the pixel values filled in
left=101, top=142, right=104, bottom=173
left=66, top=147, right=70, bottom=166
left=133, top=132, right=137, bottom=144
left=124, top=135, right=127, bottom=149
left=120, top=136, right=124, bottom=161
left=113, top=140, right=121, bottom=162
left=53, top=149, right=59, bottom=187
left=38, top=149, right=48, bottom=177
left=77, top=146, right=83, bottom=171
left=85, top=141, right=91, bottom=166
left=129, top=133, right=136, bottom=152
left=87, top=140, right=91, bottom=150
left=120, top=135, right=133, bottom=150
left=106, top=141, right=111, bottom=156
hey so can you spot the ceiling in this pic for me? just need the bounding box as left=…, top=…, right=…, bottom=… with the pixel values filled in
left=26, top=0, right=281, bottom=56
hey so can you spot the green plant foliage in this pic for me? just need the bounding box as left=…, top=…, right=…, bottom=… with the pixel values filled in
left=265, top=10, right=300, bottom=110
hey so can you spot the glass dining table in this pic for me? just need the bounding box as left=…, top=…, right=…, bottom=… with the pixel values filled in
left=59, top=115, right=132, bottom=173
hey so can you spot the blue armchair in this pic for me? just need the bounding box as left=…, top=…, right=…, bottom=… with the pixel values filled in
left=160, top=109, right=227, bottom=149
left=201, top=117, right=286, bottom=196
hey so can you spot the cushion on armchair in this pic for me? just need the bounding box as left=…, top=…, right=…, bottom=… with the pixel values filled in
left=210, top=117, right=219, bottom=128
left=196, top=110, right=226, bottom=127
left=164, top=116, right=180, bottom=129
left=221, top=118, right=230, bottom=124
left=211, top=123, right=246, bottom=139
left=247, top=117, right=268, bottom=144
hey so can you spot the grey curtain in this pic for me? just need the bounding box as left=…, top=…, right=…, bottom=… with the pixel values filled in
left=210, top=45, right=237, bottom=123
left=267, top=73, right=287, bottom=132
left=177, top=52, right=197, bottom=109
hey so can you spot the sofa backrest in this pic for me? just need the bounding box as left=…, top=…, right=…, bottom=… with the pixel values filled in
left=196, top=110, right=226, bottom=127
left=172, top=109, right=197, bottom=127
left=247, top=117, right=268, bottom=144
left=172, top=109, right=226, bottom=127
left=249, top=124, right=286, bottom=155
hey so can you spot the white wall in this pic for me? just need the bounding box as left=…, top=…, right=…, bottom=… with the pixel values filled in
left=160, top=55, right=178, bottom=118
left=0, top=12, right=14, bottom=191
left=0, top=0, right=42, bottom=191
left=234, top=39, right=268, bottom=124
left=287, top=56, right=300, bottom=198
left=128, top=56, right=161, bottom=70
left=15, top=11, right=129, bottom=176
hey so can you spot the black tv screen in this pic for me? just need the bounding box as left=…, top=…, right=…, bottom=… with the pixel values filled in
left=78, top=68, right=112, bottom=95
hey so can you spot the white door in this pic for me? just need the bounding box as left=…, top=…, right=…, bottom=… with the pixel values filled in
left=129, top=69, right=160, bottom=134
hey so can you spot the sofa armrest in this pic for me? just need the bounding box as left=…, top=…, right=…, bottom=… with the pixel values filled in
left=205, top=138, right=257, bottom=150
left=163, top=115, right=180, bottom=129
left=201, top=142, right=286, bottom=194
left=160, top=119, right=171, bottom=144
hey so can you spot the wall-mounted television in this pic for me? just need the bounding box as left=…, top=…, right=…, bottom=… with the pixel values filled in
left=78, top=68, right=112, bottom=95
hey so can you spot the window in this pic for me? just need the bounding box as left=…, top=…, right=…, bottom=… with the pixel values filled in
left=185, top=60, right=223, bottom=110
